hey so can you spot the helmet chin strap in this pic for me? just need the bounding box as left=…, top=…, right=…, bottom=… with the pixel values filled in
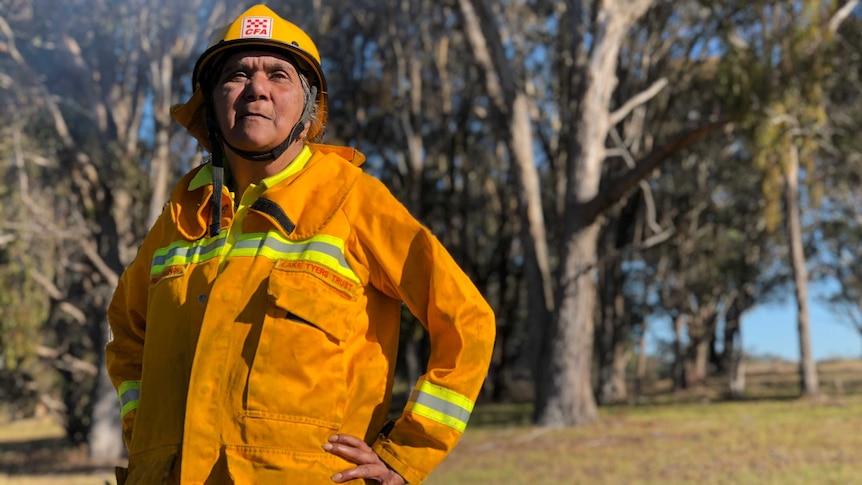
left=221, top=121, right=304, bottom=162
left=221, top=84, right=318, bottom=163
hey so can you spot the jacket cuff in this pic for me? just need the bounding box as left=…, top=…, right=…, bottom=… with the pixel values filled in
left=372, top=436, right=423, bottom=485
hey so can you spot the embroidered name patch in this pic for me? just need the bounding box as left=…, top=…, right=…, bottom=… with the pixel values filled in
left=241, top=16, right=272, bottom=39
left=275, top=259, right=359, bottom=297
left=150, top=265, right=187, bottom=285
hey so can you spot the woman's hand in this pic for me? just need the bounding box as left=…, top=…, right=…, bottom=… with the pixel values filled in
left=323, top=434, right=406, bottom=484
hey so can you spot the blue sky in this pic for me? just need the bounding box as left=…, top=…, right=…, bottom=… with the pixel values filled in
left=646, top=287, right=862, bottom=363
left=742, top=298, right=861, bottom=361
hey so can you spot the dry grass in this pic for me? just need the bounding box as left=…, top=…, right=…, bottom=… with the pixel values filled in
left=428, top=395, right=862, bottom=484
left=3, top=360, right=862, bottom=485
left=0, top=418, right=116, bottom=485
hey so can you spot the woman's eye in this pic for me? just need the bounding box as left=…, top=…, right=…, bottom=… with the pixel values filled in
left=223, top=71, right=247, bottom=82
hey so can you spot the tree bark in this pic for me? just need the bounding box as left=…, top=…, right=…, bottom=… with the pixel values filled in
left=635, top=320, right=649, bottom=397
left=534, top=0, right=654, bottom=427
left=88, top=319, right=124, bottom=461
left=785, top=143, right=819, bottom=395
left=456, top=0, right=555, bottom=387
left=146, top=53, right=175, bottom=228
left=672, top=313, right=686, bottom=390
left=597, top=227, right=630, bottom=405
left=537, top=224, right=601, bottom=425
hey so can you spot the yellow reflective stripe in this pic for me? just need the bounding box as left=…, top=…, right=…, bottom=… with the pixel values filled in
left=150, top=231, right=359, bottom=284
left=409, top=402, right=468, bottom=432
left=117, top=380, right=141, bottom=419
left=151, top=234, right=228, bottom=275
left=230, top=232, right=359, bottom=283
left=406, top=380, right=475, bottom=433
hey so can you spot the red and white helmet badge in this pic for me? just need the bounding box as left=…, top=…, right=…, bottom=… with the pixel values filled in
left=241, top=16, right=273, bottom=39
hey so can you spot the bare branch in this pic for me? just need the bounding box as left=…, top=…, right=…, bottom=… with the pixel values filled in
left=58, top=302, right=88, bottom=325
left=0, top=14, right=25, bottom=64
left=609, top=77, right=668, bottom=126
left=80, top=238, right=119, bottom=288
left=36, top=346, right=98, bottom=376
left=30, top=271, right=88, bottom=324
left=30, top=270, right=65, bottom=300
left=575, top=121, right=733, bottom=227
left=636, top=227, right=675, bottom=250
left=609, top=127, right=663, bottom=235
left=829, top=0, right=860, bottom=35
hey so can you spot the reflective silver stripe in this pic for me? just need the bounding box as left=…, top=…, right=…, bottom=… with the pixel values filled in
left=150, top=231, right=359, bottom=283
left=405, top=380, right=474, bottom=432
left=119, top=388, right=140, bottom=408
left=151, top=235, right=228, bottom=275
left=117, top=380, right=141, bottom=419
left=232, top=237, right=352, bottom=272
left=410, top=389, right=472, bottom=424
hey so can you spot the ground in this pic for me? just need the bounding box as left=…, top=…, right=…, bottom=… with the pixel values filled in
left=2, top=359, right=860, bottom=484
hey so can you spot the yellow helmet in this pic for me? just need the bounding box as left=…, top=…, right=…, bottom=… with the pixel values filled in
left=171, top=4, right=328, bottom=149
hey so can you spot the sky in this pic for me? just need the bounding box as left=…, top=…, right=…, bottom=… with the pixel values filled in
left=646, top=285, right=862, bottom=363
left=741, top=298, right=861, bottom=362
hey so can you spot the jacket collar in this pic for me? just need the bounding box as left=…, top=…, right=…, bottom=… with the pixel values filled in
left=172, top=144, right=365, bottom=241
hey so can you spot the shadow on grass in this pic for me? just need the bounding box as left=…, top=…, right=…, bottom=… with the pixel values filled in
left=468, top=386, right=858, bottom=429
left=0, top=436, right=118, bottom=476
left=470, top=402, right=533, bottom=427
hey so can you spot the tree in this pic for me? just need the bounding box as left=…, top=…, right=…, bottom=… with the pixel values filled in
left=740, top=0, right=858, bottom=396
left=814, top=9, right=862, bottom=357
left=0, top=0, right=227, bottom=459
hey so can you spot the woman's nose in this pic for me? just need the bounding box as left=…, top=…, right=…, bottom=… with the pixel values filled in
left=244, top=73, right=269, bottom=100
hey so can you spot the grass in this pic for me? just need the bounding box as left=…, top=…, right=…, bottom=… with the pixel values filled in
left=0, top=417, right=115, bottom=485
left=3, top=360, right=862, bottom=484
left=427, top=395, right=862, bottom=484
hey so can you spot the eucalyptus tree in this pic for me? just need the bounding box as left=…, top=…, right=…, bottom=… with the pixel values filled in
left=0, top=0, right=229, bottom=458
left=594, top=0, right=753, bottom=403
left=453, top=0, right=737, bottom=425
left=727, top=0, right=859, bottom=396
left=811, top=12, right=862, bottom=357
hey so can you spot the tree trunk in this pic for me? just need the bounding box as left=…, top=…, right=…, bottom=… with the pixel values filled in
left=534, top=0, right=654, bottom=426
left=784, top=143, right=819, bottom=396
left=684, top=336, right=710, bottom=387
left=728, top=319, right=746, bottom=399
left=684, top=308, right=716, bottom=387
left=456, top=0, right=554, bottom=388
left=597, top=238, right=628, bottom=405
left=146, top=53, right=175, bottom=228
left=535, top=224, right=601, bottom=426
left=608, top=341, right=630, bottom=403
left=88, top=319, right=124, bottom=460
left=635, top=320, right=649, bottom=397
left=672, top=313, right=686, bottom=390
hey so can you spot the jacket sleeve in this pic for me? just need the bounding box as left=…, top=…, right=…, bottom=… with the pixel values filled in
left=351, top=174, right=496, bottom=484
left=105, top=209, right=172, bottom=451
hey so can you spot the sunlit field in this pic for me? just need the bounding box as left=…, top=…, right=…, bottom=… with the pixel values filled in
left=428, top=395, right=862, bottom=484
left=2, top=359, right=861, bottom=485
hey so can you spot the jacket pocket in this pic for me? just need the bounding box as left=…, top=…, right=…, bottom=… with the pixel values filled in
left=147, top=263, right=189, bottom=314
left=245, top=268, right=360, bottom=427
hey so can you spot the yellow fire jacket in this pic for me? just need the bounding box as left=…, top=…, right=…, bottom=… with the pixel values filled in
left=106, top=144, right=495, bottom=485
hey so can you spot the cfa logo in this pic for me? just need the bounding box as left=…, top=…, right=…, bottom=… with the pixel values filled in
left=241, top=16, right=273, bottom=39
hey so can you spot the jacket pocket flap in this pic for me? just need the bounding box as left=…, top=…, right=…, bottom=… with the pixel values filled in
left=267, top=269, right=358, bottom=342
